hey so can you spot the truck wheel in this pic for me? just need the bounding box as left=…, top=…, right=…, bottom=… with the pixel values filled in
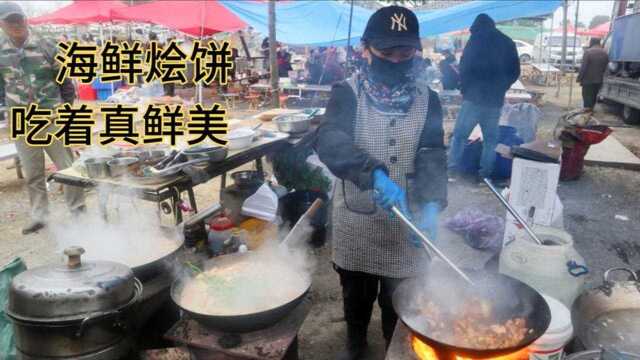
left=599, top=98, right=620, bottom=112
left=622, top=105, right=640, bottom=125
left=520, top=54, right=531, bottom=63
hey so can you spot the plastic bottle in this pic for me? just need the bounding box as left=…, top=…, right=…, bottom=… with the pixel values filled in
left=207, top=213, right=234, bottom=255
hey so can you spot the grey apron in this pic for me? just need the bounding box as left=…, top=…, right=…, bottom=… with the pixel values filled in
left=332, top=77, right=431, bottom=278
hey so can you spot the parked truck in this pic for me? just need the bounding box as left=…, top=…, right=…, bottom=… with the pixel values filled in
left=601, top=12, right=640, bottom=124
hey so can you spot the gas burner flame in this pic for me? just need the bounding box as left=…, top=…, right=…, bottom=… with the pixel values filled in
left=410, top=336, right=529, bottom=360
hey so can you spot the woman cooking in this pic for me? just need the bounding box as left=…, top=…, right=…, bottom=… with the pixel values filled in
left=316, top=6, right=447, bottom=359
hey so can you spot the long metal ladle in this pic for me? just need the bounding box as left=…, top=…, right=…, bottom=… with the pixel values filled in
left=483, top=178, right=544, bottom=245
left=390, top=206, right=474, bottom=285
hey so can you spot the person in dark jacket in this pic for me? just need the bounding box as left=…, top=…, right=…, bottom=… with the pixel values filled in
left=320, top=48, right=346, bottom=85
left=277, top=47, right=293, bottom=77
left=578, top=37, right=609, bottom=110
left=448, top=14, right=520, bottom=180
left=261, top=37, right=270, bottom=70
left=315, top=6, right=447, bottom=359
left=307, top=48, right=323, bottom=84
left=439, top=49, right=460, bottom=90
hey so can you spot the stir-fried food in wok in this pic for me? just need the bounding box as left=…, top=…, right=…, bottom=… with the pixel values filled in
left=421, top=298, right=532, bottom=348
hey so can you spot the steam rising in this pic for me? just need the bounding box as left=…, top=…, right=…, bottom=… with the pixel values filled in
left=50, top=183, right=182, bottom=268
left=400, top=259, right=540, bottom=345
left=50, top=173, right=317, bottom=316
left=175, top=221, right=316, bottom=316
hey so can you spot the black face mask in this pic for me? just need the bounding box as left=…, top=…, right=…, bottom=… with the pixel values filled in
left=369, top=53, right=413, bottom=87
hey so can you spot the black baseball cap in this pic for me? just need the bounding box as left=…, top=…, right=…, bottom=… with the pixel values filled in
left=362, top=6, right=421, bottom=50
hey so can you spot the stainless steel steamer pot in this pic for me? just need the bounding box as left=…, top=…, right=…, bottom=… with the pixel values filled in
left=6, top=247, right=142, bottom=359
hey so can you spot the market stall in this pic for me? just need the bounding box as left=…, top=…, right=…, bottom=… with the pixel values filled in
left=50, top=130, right=290, bottom=223
left=523, top=63, right=562, bottom=86
left=11, top=1, right=640, bottom=360
left=439, top=80, right=533, bottom=121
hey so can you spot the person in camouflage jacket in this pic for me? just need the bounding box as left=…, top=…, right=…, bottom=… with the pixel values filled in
left=0, top=2, right=84, bottom=234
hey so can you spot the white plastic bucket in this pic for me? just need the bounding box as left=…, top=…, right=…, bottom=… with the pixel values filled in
left=529, top=295, right=573, bottom=360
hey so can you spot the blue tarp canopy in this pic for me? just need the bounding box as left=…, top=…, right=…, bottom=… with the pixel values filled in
left=220, top=0, right=372, bottom=46
left=417, top=0, right=562, bottom=37
left=220, top=0, right=562, bottom=46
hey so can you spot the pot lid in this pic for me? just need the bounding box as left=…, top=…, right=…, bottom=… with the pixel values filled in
left=8, top=246, right=137, bottom=322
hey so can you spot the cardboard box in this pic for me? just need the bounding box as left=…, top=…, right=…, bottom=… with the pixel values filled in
left=502, top=158, right=563, bottom=247
left=503, top=194, right=564, bottom=247
left=509, top=158, right=561, bottom=226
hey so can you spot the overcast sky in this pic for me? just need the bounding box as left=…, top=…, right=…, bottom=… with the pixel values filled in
left=550, top=0, right=615, bottom=27
left=17, top=1, right=70, bottom=17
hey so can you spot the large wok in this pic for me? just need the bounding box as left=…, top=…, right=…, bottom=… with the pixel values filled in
left=171, top=252, right=311, bottom=333
left=131, top=243, right=182, bottom=281
left=393, top=271, right=551, bottom=359
left=108, top=226, right=182, bottom=282
left=72, top=226, right=183, bottom=282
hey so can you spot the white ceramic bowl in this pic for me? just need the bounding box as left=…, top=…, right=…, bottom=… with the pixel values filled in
left=227, top=128, right=255, bottom=150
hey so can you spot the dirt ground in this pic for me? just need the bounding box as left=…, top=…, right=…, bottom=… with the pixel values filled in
left=1, top=79, right=640, bottom=359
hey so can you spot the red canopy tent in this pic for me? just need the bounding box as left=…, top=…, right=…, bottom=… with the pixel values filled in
left=110, top=0, right=246, bottom=37
left=581, top=21, right=611, bottom=38
left=553, top=23, right=582, bottom=34
left=29, top=0, right=127, bottom=25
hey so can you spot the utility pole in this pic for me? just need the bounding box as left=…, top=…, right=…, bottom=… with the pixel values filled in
left=561, top=0, right=568, bottom=73
left=568, top=0, right=579, bottom=109
left=268, top=0, right=280, bottom=108
left=612, top=0, right=629, bottom=18
left=346, top=0, right=354, bottom=75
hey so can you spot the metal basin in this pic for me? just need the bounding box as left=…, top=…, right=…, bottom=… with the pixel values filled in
left=107, top=157, right=139, bottom=177
left=274, top=113, right=311, bottom=134
left=183, top=145, right=228, bottom=162
left=84, top=157, right=112, bottom=178
left=231, top=170, right=263, bottom=188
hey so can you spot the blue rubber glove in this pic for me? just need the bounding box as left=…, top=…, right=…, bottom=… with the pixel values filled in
left=410, top=202, right=440, bottom=248
left=372, top=169, right=410, bottom=216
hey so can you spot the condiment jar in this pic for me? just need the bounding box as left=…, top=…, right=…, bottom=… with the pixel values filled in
left=207, top=213, right=234, bottom=255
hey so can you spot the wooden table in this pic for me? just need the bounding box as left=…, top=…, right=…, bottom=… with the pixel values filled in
left=528, top=63, right=561, bottom=86
left=437, top=81, right=532, bottom=121
left=50, top=132, right=289, bottom=223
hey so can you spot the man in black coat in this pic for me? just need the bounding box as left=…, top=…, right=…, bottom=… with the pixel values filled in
left=448, top=14, right=520, bottom=180
left=578, top=37, right=609, bottom=110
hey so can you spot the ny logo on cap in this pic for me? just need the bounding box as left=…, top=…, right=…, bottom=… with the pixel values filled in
left=390, top=13, right=407, bottom=32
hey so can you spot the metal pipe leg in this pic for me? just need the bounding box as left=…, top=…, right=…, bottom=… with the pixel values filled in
left=256, top=157, right=264, bottom=178
left=171, top=188, right=182, bottom=224
left=186, top=186, right=198, bottom=213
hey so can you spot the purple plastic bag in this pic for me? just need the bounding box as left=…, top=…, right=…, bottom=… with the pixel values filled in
left=445, top=207, right=504, bottom=251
